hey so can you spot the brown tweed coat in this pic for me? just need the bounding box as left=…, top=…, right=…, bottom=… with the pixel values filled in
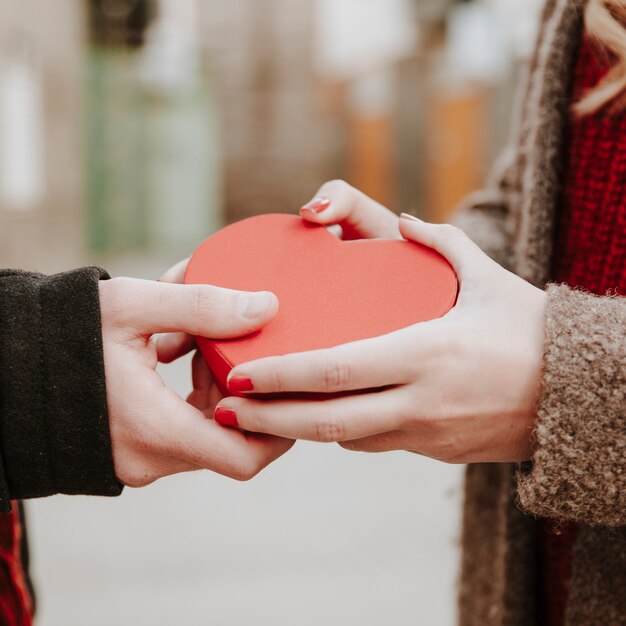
left=454, top=0, right=626, bottom=624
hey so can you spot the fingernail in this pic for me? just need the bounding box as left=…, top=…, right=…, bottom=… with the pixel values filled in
left=238, top=292, right=274, bottom=319
left=400, top=213, right=422, bottom=223
left=228, top=376, right=254, bottom=393
left=215, top=407, right=239, bottom=429
left=301, top=197, right=330, bottom=214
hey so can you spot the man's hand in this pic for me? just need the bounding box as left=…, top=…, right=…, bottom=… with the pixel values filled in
left=99, top=277, right=294, bottom=488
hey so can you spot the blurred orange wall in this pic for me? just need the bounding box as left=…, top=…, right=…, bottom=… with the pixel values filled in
left=425, top=86, right=488, bottom=223
left=347, top=114, right=395, bottom=209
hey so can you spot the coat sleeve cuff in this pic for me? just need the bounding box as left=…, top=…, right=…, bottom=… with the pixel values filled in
left=517, top=284, right=626, bottom=526
left=0, top=267, right=123, bottom=510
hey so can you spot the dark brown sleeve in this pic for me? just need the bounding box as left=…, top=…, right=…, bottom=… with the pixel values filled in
left=517, top=285, right=626, bottom=526
left=0, top=268, right=122, bottom=512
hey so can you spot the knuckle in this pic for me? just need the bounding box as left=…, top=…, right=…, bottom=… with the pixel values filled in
left=438, top=223, right=459, bottom=238
left=439, top=223, right=466, bottom=243
left=266, top=359, right=285, bottom=393
left=321, top=358, right=352, bottom=392
left=314, top=414, right=346, bottom=443
left=322, top=179, right=351, bottom=195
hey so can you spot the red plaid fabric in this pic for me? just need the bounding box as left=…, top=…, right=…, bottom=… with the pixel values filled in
left=0, top=504, right=32, bottom=626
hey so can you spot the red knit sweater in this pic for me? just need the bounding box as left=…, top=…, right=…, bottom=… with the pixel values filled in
left=540, top=36, right=626, bottom=626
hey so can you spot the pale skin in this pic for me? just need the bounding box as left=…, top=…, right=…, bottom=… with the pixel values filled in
left=98, top=276, right=293, bottom=488
left=213, top=180, right=547, bottom=464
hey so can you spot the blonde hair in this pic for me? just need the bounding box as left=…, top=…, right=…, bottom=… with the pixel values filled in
left=576, top=0, right=626, bottom=115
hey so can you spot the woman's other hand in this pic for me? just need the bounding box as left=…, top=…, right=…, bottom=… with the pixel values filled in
left=300, top=180, right=401, bottom=240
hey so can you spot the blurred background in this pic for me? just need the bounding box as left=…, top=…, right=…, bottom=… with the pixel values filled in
left=0, top=1, right=544, bottom=624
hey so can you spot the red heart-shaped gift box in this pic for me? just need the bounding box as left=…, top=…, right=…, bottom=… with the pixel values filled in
left=185, top=214, right=458, bottom=396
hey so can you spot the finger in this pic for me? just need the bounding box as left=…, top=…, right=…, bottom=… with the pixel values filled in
left=104, top=278, right=279, bottom=338
left=227, top=326, right=439, bottom=395
left=300, top=180, right=400, bottom=240
left=184, top=424, right=295, bottom=480
left=191, top=349, right=213, bottom=391
left=399, top=215, right=488, bottom=281
left=158, top=387, right=294, bottom=480
left=187, top=351, right=216, bottom=412
left=158, top=258, right=189, bottom=284
left=214, top=389, right=405, bottom=442
left=156, top=332, right=196, bottom=363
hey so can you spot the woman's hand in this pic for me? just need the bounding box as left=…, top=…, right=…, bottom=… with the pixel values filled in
left=212, top=207, right=547, bottom=464
left=99, top=276, right=294, bottom=488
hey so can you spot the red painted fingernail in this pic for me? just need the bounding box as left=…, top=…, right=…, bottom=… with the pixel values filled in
left=301, top=197, right=330, bottom=214
left=400, top=212, right=422, bottom=222
left=228, top=376, right=254, bottom=393
left=215, top=407, right=239, bottom=429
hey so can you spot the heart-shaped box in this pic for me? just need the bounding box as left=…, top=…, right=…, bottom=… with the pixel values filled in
left=185, top=214, right=458, bottom=396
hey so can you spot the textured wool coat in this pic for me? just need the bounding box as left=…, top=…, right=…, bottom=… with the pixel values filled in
left=454, top=0, right=626, bottom=624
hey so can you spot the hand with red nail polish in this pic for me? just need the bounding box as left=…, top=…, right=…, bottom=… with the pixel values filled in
left=299, top=180, right=401, bottom=240
left=215, top=213, right=546, bottom=465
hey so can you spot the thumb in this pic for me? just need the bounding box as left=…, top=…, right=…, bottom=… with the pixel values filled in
left=398, top=214, right=488, bottom=281
left=102, top=278, right=279, bottom=339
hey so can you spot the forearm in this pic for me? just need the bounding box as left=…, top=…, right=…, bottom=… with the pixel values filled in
left=0, top=268, right=122, bottom=511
